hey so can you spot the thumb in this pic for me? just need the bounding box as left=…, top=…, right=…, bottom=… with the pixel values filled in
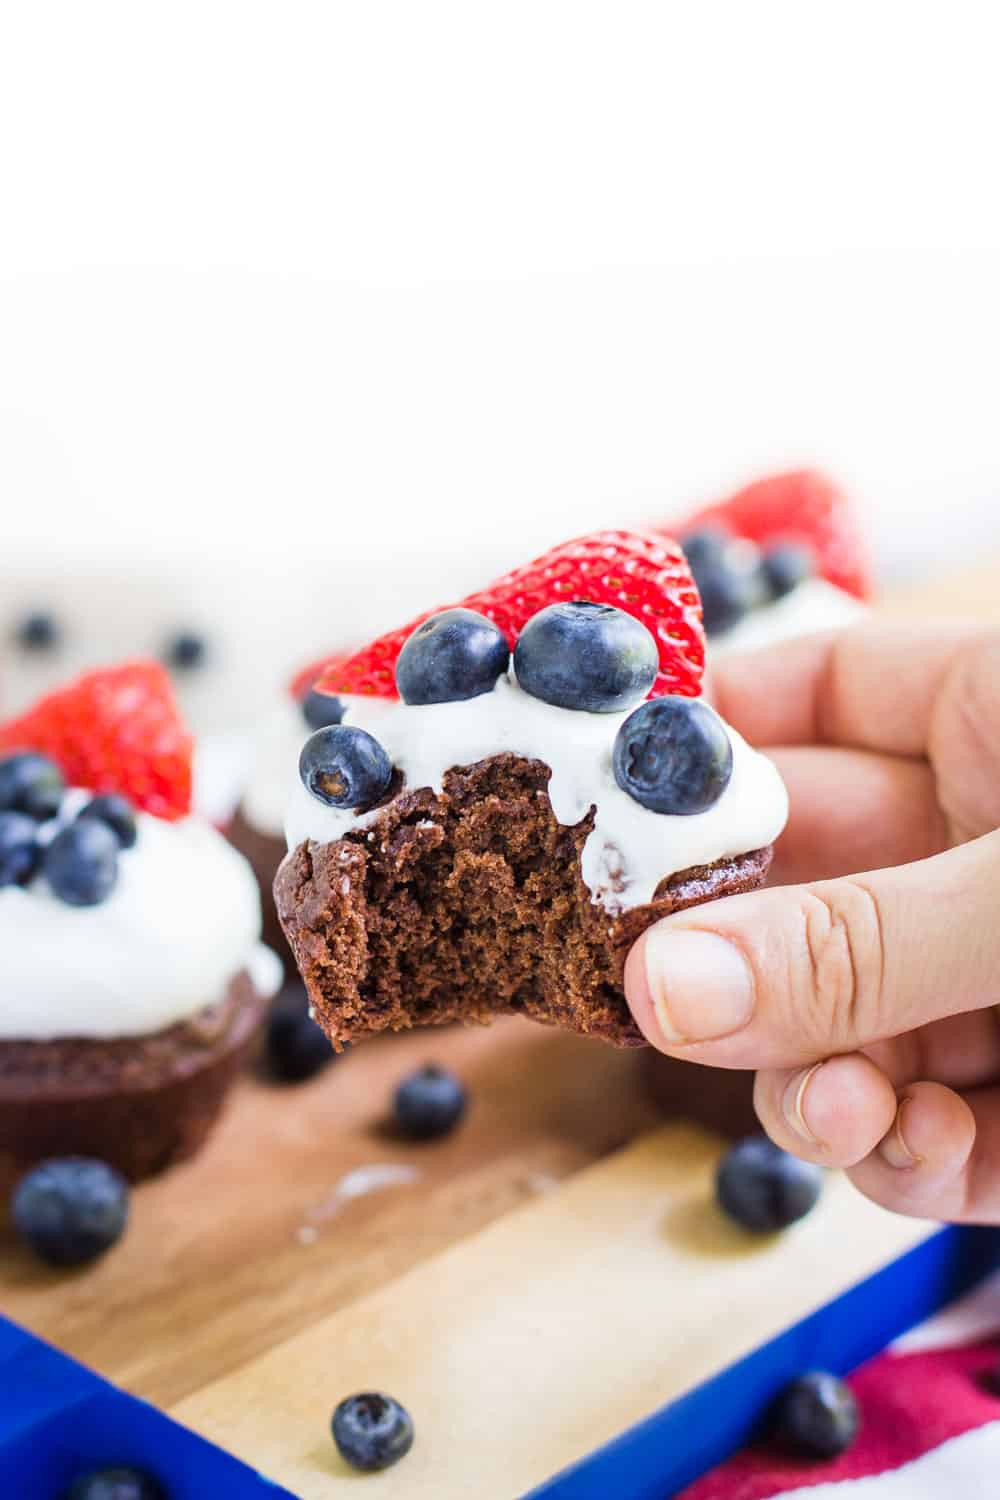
left=625, top=829, right=1000, bottom=1070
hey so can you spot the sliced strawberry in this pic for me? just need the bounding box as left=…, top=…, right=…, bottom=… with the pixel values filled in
left=0, top=662, right=193, bottom=820
left=667, top=469, right=872, bottom=600
left=289, top=652, right=350, bottom=702
left=316, top=530, right=705, bottom=701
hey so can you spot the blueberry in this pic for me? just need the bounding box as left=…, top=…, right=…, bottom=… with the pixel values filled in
left=299, top=725, right=393, bottom=810
left=163, top=630, right=207, bottom=670
left=77, top=793, right=138, bottom=849
left=773, top=1371, right=859, bottom=1459
left=65, top=1466, right=166, bottom=1500
left=11, top=1157, right=130, bottom=1267
left=15, top=610, right=61, bottom=651
left=396, top=608, right=510, bottom=705
left=0, top=810, right=41, bottom=886
left=612, top=697, right=733, bottom=815
left=513, top=601, right=658, bottom=713
left=681, top=527, right=730, bottom=571
left=301, top=688, right=345, bottom=731
left=43, top=818, right=120, bottom=906
left=761, top=542, right=814, bottom=600
left=332, top=1392, right=414, bottom=1472
left=393, top=1064, right=466, bottom=1140
left=689, top=554, right=759, bottom=635
left=716, top=1135, right=824, bottom=1232
left=266, top=983, right=334, bottom=1082
left=0, top=751, right=65, bottom=820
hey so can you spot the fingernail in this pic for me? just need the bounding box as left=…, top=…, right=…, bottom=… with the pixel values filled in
left=642, top=927, right=754, bottom=1044
left=782, top=1062, right=826, bottom=1146
left=879, top=1097, right=923, bottom=1169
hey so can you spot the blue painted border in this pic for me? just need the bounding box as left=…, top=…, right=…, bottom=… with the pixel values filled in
left=6, top=1226, right=999, bottom=1498
left=0, top=1316, right=298, bottom=1498
left=523, top=1224, right=1000, bottom=1500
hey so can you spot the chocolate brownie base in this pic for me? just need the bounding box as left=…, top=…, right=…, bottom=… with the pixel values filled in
left=275, top=753, right=772, bottom=1049
left=227, top=807, right=290, bottom=965
left=0, top=970, right=266, bottom=1197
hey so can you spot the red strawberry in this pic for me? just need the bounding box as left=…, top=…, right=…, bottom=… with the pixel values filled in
left=667, top=469, right=872, bottom=600
left=0, top=662, right=193, bottom=820
left=316, top=530, right=705, bottom=701
left=289, top=652, right=350, bottom=702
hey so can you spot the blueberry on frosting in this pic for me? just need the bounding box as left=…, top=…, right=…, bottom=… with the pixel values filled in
left=513, top=601, right=658, bottom=713
left=0, top=751, right=65, bottom=821
left=14, top=610, right=61, bottom=651
left=0, top=811, right=42, bottom=887
left=163, top=630, right=208, bottom=670
left=300, top=724, right=393, bottom=809
left=77, top=792, right=138, bottom=849
left=43, top=818, right=121, bottom=906
left=302, top=687, right=346, bottom=731
left=612, top=697, right=734, bottom=814
left=396, top=608, right=510, bottom=705
left=760, top=542, right=814, bottom=601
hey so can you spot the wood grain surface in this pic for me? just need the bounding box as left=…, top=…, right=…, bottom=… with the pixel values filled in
left=0, top=1018, right=660, bottom=1409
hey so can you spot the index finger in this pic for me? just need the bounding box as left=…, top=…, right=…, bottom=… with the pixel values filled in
left=710, top=619, right=986, bottom=756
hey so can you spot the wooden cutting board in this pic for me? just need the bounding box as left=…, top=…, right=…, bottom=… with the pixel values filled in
left=2, top=562, right=997, bottom=1492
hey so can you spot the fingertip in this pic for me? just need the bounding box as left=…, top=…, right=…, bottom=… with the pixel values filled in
left=848, top=1081, right=976, bottom=1219
left=754, top=1053, right=897, bottom=1168
left=878, top=1081, right=976, bottom=1174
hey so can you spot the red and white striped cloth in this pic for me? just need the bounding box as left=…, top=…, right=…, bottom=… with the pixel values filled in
left=679, top=1272, right=1000, bottom=1498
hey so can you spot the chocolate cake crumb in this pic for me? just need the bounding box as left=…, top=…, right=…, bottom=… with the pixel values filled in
left=276, top=754, right=772, bottom=1049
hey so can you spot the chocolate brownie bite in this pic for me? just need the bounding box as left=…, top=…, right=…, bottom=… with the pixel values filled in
left=275, top=532, right=789, bottom=1051
left=0, top=665, right=282, bottom=1194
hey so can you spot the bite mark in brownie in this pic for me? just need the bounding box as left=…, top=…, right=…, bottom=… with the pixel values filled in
left=276, top=754, right=772, bottom=1049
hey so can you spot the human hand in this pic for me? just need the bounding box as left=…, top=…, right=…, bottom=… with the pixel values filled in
left=625, top=622, right=1000, bottom=1223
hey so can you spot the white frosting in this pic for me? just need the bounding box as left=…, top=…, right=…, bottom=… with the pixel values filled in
left=242, top=697, right=312, bottom=839
left=192, top=729, right=255, bottom=827
left=710, top=578, right=865, bottom=657
left=284, top=678, right=788, bottom=914
left=1, top=809, right=281, bottom=1041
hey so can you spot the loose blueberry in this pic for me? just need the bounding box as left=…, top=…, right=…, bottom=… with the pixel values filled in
left=761, top=542, right=815, bottom=600
left=15, top=610, right=61, bottom=651
left=0, top=751, right=65, bottom=820
left=43, top=819, right=120, bottom=906
left=513, top=601, right=658, bottom=713
left=301, top=688, right=346, bottom=731
left=773, top=1371, right=859, bottom=1459
left=689, top=553, right=759, bottom=635
left=77, top=792, right=138, bottom=849
left=0, top=810, right=42, bottom=886
left=12, top=1157, right=130, bottom=1267
left=332, top=1392, right=414, bottom=1472
left=65, top=1466, right=166, bottom=1500
left=266, top=983, right=335, bottom=1082
left=612, top=697, right=733, bottom=815
left=163, top=630, right=207, bottom=670
left=299, top=725, right=393, bottom=810
left=396, top=608, right=510, bottom=705
left=393, top=1064, right=466, bottom=1140
left=716, top=1135, right=824, bottom=1232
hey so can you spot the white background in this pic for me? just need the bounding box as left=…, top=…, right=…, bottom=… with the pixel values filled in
left=1, top=2, right=998, bottom=616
